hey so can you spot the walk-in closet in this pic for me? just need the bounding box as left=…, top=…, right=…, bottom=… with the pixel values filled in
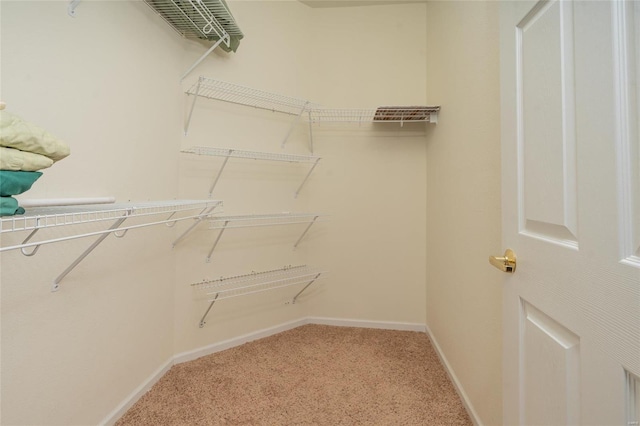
left=0, top=1, right=503, bottom=424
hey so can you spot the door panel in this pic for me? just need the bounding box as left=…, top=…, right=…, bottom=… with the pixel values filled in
left=501, top=1, right=640, bottom=425
left=522, top=300, right=580, bottom=426
left=613, top=0, right=640, bottom=267
left=518, top=0, right=578, bottom=246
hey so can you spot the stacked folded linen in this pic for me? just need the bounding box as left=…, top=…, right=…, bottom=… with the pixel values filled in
left=0, top=110, right=70, bottom=216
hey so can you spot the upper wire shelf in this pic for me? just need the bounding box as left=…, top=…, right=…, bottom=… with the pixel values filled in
left=186, top=77, right=320, bottom=116
left=309, top=106, right=440, bottom=125
left=144, top=0, right=242, bottom=43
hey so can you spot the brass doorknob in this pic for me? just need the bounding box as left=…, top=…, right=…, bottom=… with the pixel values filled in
left=489, top=249, right=516, bottom=273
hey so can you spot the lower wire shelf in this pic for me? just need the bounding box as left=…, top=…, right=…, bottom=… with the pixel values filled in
left=0, top=199, right=223, bottom=291
left=191, top=265, right=327, bottom=328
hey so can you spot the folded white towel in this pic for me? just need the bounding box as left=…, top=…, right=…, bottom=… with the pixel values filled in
left=0, top=111, right=70, bottom=161
left=0, top=146, right=54, bottom=171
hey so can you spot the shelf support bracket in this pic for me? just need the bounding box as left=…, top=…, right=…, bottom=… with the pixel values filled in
left=180, top=38, right=226, bottom=82
left=293, top=216, right=318, bottom=249
left=199, top=292, right=219, bottom=328
left=308, top=111, right=314, bottom=153
left=281, top=102, right=309, bottom=150
left=172, top=205, right=219, bottom=248
left=184, top=77, right=203, bottom=135
left=208, top=149, right=233, bottom=197
left=19, top=222, right=42, bottom=257
left=294, top=158, right=320, bottom=199
left=51, top=213, right=129, bottom=292
left=68, top=0, right=80, bottom=17
left=206, top=220, right=229, bottom=263
left=292, top=272, right=322, bottom=304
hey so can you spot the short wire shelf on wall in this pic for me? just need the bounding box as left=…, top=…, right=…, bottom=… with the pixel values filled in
left=191, top=265, right=327, bottom=327
left=184, top=77, right=321, bottom=150
left=0, top=200, right=223, bottom=291
left=203, top=212, right=326, bottom=263
left=309, top=106, right=441, bottom=126
left=181, top=146, right=321, bottom=197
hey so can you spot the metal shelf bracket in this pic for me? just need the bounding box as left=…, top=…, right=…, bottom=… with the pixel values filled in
left=68, top=0, right=81, bottom=17
left=51, top=212, right=130, bottom=292
left=193, top=266, right=326, bottom=327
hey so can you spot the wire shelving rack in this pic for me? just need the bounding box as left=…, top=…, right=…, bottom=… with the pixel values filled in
left=203, top=212, right=326, bottom=262
left=181, top=146, right=321, bottom=197
left=1, top=199, right=223, bottom=291
left=191, top=264, right=327, bottom=327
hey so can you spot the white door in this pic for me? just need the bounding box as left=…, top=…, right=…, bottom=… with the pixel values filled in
left=499, top=1, right=640, bottom=425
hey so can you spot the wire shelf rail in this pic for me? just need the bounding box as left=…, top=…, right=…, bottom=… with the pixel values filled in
left=181, top=146, right=321, bottom=197
left=203, top=212, right=326, bottom=262
left=184, top=77, right=321, bottom=151
left=309, top=106, right=441, bottom=125
left=1, top=200, right=223, bottom=291
left=191, top=265, right=327, bottom=327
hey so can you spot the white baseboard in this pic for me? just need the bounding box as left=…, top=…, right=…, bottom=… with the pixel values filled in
left=173, top=317, right=309, bottom=364
left=425, top=325, right=482, bottom=426
left=102, top=317, right=429, bottom=425
left=308, top=316, right=427, bottom=333
left=99, top=356, right=174, bottom=426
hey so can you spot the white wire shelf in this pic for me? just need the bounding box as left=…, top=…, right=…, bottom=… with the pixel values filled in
left=186, top=77, right=319, bottom=116
left=181, top=146, right=320, bottom=163
left=144, top=0, right=242, bottom=42
left=184, top=77, right=321, bottom=150
left=208, top=212, right=325, bottom=229
left=204, top=213, right=326, bottom=262
left=181, top=146, right=321, bottom=197
left=1, top=200, right=220, bottom=235
left=309, top=106, right=440, bottom=125
left=191, top=265, right=327, bottom=327
left=1, top=200, right=223, bottom=292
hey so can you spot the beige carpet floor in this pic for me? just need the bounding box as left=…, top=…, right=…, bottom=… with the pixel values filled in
left=116, top=324, right=472, bottom=425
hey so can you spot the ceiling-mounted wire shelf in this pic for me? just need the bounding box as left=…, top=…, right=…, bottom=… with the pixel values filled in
left=181, top=146, right=321, bottom=197
left=203, top=212, right=326, bottom=262
left=1, top=200, right=223, bottom=291
left=144, top=0, right=241, bottom=41
left=191, top=264, right=327, bottom=327
left=144, top=1, right=243, bottom=80
left=309, top=106, right=440, bottom=126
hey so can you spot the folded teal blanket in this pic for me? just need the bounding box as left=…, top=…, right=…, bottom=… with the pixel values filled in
left=0, top=196, right=25, bottom=216
left=0, top=170, right=42, bottom=196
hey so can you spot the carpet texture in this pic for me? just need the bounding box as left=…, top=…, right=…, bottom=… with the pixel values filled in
left=116, top=324, right=472, bottom=425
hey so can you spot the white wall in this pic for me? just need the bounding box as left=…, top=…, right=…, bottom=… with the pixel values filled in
left=0, top=1, right=184, bottom=425
left=425, top=2, right=503, bottom=425
left=1, top=1, right=429, bottom=424
left=305, top=3, right=428, bottom=323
